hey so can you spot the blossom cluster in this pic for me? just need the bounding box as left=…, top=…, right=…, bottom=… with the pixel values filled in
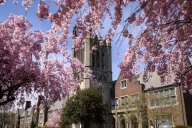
left=1, top=0, right=192, bottom=106
left=119, top=0, right=192, bottom=93
left=46, top=110, right=61, bottom=127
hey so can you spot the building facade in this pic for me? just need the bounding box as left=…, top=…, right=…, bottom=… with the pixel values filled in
left=15, top=101, right=34, bottom=128
left=15, top=98, right=65, bottom=128
left=109, top=72, right=192, bottom=128
left=14, top=73, right=192, bottom=128
left=72, top=28, right=113, bottom=128
left=109, top=75, right=145, bottom=128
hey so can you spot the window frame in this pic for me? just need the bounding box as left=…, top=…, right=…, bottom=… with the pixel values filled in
left=155, top=115, right=174, bottom=128
left=149, top=87, right=177, bottom=108
left=120, top=95, right=128, bottom=107
left=111, top=98, right=118, bottom=109
left=120, top=80, right=127, bottom=89
left=39, top=112, right=44, bottom=121
left=130, top=94, right=139, bottom=103
left=38, top=123, right=42, bottom=127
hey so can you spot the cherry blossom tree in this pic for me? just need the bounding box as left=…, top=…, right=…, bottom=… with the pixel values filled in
left=0, top=14, right=85, bottom=106
left=117, top=0, right=192, bottom=93
left=46, top=110, right=61, bottom=127
left=1, top=0, right=192, bottom=106
left=36, top=0, right=192, bottom=93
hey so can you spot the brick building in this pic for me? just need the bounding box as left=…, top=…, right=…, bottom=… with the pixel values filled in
left=109, top=75, right=145, bottom=128
left=109, top=72, right=192, bottom=128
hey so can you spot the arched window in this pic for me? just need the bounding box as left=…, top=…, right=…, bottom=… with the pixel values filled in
left=101, top=51, right=105, bottom=70
left=96, top=50, right=100, bottom=68
left=92, top=50, right=95, bottom=67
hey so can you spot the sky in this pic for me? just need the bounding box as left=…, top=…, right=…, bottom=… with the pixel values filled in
left=0, top=0, right=135, bottom=81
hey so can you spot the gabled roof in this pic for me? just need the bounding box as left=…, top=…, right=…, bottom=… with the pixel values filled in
left=48, top=100, right=65, bottom=111
left=137, top=72, right=175, bottom=90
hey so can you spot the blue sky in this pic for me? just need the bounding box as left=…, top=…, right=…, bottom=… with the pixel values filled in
left=0, top=1, right=135, bottom=81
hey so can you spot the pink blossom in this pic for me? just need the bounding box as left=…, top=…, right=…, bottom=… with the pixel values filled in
left=46, top=110, right=61, bottom=127
left=13, top=0, right=18, bottom=5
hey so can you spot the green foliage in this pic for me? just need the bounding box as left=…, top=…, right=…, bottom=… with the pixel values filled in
left=118, top=115, right=125, bottom=123
left=125, top=94, right=148, bottom=126
left=130, top=113, right=138, bottom=128
left=30, top=119, right=36, bottom=128
left=175, top=125, right=192, bottom=128
left=60, top=87, right=106, bottom=128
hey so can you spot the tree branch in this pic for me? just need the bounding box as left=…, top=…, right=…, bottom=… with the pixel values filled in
left=0, top=97, right=15, bottom=106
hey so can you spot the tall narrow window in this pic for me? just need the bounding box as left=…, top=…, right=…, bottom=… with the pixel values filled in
left=92, top=50, right=95, bottom=67
left=96, top=51, right=100, bottom=68
left=121, top=80, right=126, bottom=89
left=38, top=123, right=42, bottom=126
left=39, top=113, right=43, bottom=121
left=111, top=98, right=118, bottom=109
left=131, top=94, right=139, bottom=103
left=101, top=51, right=105, bottom=70
left=74, top=49, right=84, bottom=63
left=121, top=96, right=128, bottom=107
left=80, top=49, right=84, bottom=63
left=156, top=115, right=173, bottom=128
left=74, top=50, right=76, bottom=58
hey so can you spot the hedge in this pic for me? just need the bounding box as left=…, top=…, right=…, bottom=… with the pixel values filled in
left=175, top=125, right=192, bottom=128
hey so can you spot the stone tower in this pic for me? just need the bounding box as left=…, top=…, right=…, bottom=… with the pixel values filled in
left=72, top=27, right=113, bottom=127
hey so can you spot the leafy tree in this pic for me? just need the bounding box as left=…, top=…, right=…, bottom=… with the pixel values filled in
left=0, top=14, right=86, bottom=106
left=116, top=0, right=192, bottom=92
left=60, top=87, right=106, bottom=128
left=117, top=94, right=148, bottom=128
left=30, top=119, right=36, bottom=128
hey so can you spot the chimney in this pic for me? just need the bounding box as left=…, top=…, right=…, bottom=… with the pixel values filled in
left=25, top=101, right=31, bottom=111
